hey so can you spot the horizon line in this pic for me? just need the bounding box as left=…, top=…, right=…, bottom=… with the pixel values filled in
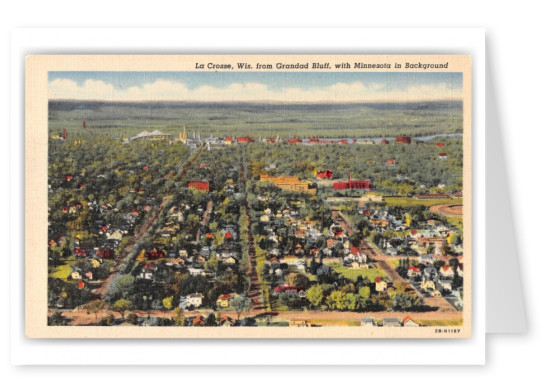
left=49, top=98, right=463, bottom=104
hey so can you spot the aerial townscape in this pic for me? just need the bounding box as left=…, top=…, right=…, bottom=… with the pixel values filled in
left=47, top=74, right=465, bottom=329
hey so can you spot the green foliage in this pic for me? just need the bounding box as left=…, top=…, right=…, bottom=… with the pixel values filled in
left=231, top=295, right=251, bottom=320
left=162, top=296, right=173, bottom=310
left=47, top=311, right=70, bottom=326
left=126, top=312, right=139, bottom=325
left=112, top=299, right=132, bottom=319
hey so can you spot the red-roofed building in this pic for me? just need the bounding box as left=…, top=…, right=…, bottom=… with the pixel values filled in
left=395, top=136, right=411, bottom=144
left=375, top=277, right=387, bottom=292
left=436, top=142, right=445, bottom=147
left=439, top=265, right=455, bottom=278
left=380, top=139, right=389, bottom=144
left=216, top=294, right=233, bottom=308
left=237, top=136, right=254, bottom=143
left=74, top=248, right=87, bottom=257
left=407, top=265, right=421, bottom=277
left=145, top=248, right=164, bottom=259
left=188, top=181, right=209, bottom=192
left=97, top=249, right=114, bottom=259
left=316, top=170, right=333, bottom=179
left=273, top=285, right=298, bottom=295
left=403, top=316, right=419, bottom=327
left=224, top=231, right=233, bottom=240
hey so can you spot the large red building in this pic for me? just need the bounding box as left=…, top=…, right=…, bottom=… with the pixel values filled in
left=395, top=136, right=411, bottom=144
left=316, top=170, right=333, bottom=179
left=333, top=172, right=372, bottom=190
left=188, top=181, right=210, bottom=192
left=237, top=136, right=254, bottom=143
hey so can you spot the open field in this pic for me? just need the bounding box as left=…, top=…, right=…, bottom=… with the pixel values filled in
left=430, top=203, right=463, bottom=217
left=384, top=197, right=462, bottom=208
left=49, top=263, right=73, bottom=281
left=328, top=262, right=387, bottom=282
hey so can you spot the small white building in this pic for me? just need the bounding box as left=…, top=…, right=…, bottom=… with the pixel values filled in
left=185, top=293, right=203, bottom=307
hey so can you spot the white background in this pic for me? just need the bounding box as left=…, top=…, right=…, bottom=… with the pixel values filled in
left=1, top=1, right=547, bottom=389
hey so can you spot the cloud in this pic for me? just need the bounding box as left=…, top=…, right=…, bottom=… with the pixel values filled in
left=48, top=78, right=462, bottom=102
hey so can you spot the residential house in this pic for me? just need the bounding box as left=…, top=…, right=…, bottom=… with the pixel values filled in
left=361, top=317, right=377, bottom=327
left=383, top=318, right=401, bottom=327
left=289, top=319, right=310, bottom=327
left=219, top=315, right=236, bottom=327
left=216, top=294, right=233, bottom=308
left=71, top=271, right=82, bottom=280
left=375, top=277, right=388, bottom=293
left=439, top=265, right=455, bottom=279
left=185, top=293, right=204, bottom=307
left=188, top=268, right=206, bottom=277
left=407, top=265, right=421, bottom=278
left=402, top=316, right=419, bottom=327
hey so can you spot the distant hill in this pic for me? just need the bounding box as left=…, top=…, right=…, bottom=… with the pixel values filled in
left=48, top=100, right=463, bottom=139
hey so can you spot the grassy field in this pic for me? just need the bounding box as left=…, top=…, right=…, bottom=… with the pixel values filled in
left=417, top=319, right=463, bottom=327
left=383, top=197, right=462, bottom=208
left=446, top=216, right=463, bottom=233
left=49, top=262, right=73, bottom=281
left=328, top=263, right=387, bottom=282
left=386, top=259, right=400, bottom=268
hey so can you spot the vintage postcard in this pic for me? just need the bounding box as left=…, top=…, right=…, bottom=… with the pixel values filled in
left=26, top=54, right=471, bottom=338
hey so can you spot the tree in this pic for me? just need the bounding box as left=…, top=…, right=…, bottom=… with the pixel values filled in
left=86, top=299, right=105, bottom=324
left=47, top=311, right=70, bottom=326
left=113, top=274, right=135, bottom=299
left=163, top=296, right=173, bottom=310
left=231, top=295, right=251, bottom=321
left=326, top=290, right=345, bottom=310
left=112, top=299, right=132, bottom=320
left=173, top=307, right=186, bottom=326
left=126, top=312, right=139, bottom=325
left=205, top=313, right=217, bottom=326
left=306, top=285, right=325, bottom=308
left=286, top=272, right=310, bottom=291
left=358, top=286, right=371, bottom=299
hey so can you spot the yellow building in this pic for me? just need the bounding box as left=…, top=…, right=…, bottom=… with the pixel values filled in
left=259, top=174, right=316, bottom=194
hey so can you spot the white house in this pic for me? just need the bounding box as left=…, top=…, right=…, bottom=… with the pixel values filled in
left=439, top=265, right=455, bottom=279
left=185, top=293, right=203, bottom=307
left=403, top=316, right=419, bottom=327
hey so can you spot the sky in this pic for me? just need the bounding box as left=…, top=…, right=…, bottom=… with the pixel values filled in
left=48, top=71, right=463, bottom=102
